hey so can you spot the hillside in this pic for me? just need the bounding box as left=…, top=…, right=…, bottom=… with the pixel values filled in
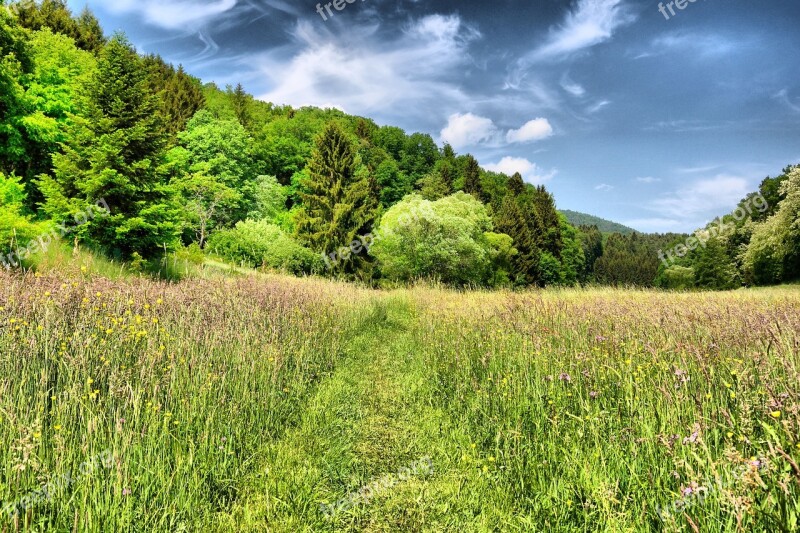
left=560, top=210, right=637, bottom=235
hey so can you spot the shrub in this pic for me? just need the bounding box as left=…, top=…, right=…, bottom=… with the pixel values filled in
left=208, top=219, right=321, bottom=274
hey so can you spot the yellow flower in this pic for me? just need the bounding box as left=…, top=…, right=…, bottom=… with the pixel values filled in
left=54, top=425, right=62, bottom=431
left=770, top=411, right=782, bottom=419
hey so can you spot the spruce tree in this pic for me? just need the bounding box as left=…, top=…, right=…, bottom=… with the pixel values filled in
left=295, top=122, right=377, bottom=271
left=463, top=155, right=482, bottom=198
left=496, top=182, right=540, bottom=286
left=38, top=34, right=178, bottom=259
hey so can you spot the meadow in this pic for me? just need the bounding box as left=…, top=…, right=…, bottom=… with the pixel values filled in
left=1, top=270, right=799, bottom=532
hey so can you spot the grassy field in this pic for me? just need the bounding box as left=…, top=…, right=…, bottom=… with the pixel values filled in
left=1, top=271, right=799, bottom=531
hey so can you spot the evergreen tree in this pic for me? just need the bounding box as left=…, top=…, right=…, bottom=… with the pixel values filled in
left=38, top=34, right=179, bottom=258
left=495, top=192, right=539, bottom=285
left=508, top=172, right=524, bottom=196
left=230, top=83, right=251, bottom=130
left=0, top=5, right=33, bottom=176
left=295, top=122, right=377, bottom=271
left=15, top=0, right=105, bottom=53
left=463, top=155, right=483, bottom=199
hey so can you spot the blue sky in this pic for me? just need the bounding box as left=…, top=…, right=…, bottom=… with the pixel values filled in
left=66, top=0, right=800, bottom=232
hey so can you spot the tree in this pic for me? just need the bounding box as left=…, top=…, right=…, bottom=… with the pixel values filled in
left=375, top=158, right=411, bottom=207
left=462, top=155, right=483, bottom=199
left=399, top=132, right=439, bottom=184
left=295, top=122, right=377, bottom=272
left=38, top=34, right=179, bottom=259
left=172, top=168, right=240, bottom=248
left=229, top=83, right=251, bottom=130
left=247, top=175, right=288, bottom=222
left=743, top=167, right=800, bottom=284
left=0, top=5, right=34, bottom=176
left=0, top=172, right=48, bottom=260
left=169, top=110, right=256, bottom=225
left=578, top=225, right=603, bottom=282
left=15, top=0, right=105, bottom=53
left=370, top=192, right=500, bottom=286
left=495, top=191, right=539, bottom=285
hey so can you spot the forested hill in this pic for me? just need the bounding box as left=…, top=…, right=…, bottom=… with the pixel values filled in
left=0, top=1, right=798, bottom=290
left=560, top=210, right=636, bottom=235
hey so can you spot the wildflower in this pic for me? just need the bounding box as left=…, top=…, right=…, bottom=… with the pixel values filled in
left=770, top=411, right=782, bottom=419
left=559, top=373, right=572, bottom=383
left=681, top=486, right=693, bottom=497
left=122, top=488, right=131, bottom=496
left=589, top=391, right=600, bottom=399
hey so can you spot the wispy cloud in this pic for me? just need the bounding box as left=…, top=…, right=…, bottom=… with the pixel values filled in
left=774, top=89, right=800, bottom=114
left=648, top=175, right=751, bottom=221
left=595, top=183, right=614, bottom=191
left=255, top=15, right=480, bottom=125
left=525, top=0, right=635, bottom=62
left=635, top=176, right=661, bottom=183
left=106, top=0, right=238, bottom=30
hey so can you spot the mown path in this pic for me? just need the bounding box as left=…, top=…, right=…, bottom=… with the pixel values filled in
left=216, top=297, right=495, bottom=532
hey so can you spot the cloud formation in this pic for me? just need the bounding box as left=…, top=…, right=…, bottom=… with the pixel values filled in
left=506, top=118, right=554, bottom=143
left=484, top=156, right=556, bottom=184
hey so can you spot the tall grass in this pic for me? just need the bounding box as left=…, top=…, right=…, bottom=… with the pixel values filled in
left=0, top=272, right=374, bottom=531
left=411, top=287, right=800, bottom=530
left=1, top=272, right=798, bottom=531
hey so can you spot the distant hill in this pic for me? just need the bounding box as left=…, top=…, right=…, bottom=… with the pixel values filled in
left=560, top=210, right=637, bottom=235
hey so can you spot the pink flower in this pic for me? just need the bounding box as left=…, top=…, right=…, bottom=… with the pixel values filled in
left=122, top=488, right=131, bottom=496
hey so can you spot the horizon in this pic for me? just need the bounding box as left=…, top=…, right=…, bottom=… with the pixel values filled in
left=65, top=0, right=800, bottom=233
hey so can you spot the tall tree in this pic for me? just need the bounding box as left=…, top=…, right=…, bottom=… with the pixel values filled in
left=38, top=34, right=179, bottom=258
left=462, top=155, right=483, bottom=200
left=230, top=83, right=252, bottom=130
left=295, top=122, right=377, bottom=271
left=0, top=5, right=33, bottom=176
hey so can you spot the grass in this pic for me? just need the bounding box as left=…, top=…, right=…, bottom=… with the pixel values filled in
left=0, top=271, right=798, bottom=531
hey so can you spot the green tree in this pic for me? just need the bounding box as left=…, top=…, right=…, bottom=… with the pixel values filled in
left=229, top=82, right=252, bottom=130
left=38, top=34, right=179, bottom=258
left=375, top=158, right=411, bottom=207
left=15, top=0, right=105, bottom=53
left=370, top=192, right=499, bottom=286
left=743, top=167, right=800, bottom=284
left=0, top=5, right=33, bottom=176
left=295, top=122, right=377, bottom=272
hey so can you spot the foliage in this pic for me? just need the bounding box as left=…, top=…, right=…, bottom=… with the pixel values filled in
left=370, top=192, right=505, bottom=286
left=208, top=219, right=320, bottom=274
left=295, top=122, right=376, bottom=273
left=38, top=35, right=179, bottom=259
left=0, top=172, right=46, bottom=255
left=743, top=167, right=800, bottom=284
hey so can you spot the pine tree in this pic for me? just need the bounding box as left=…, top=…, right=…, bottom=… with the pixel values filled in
left=496, top=181, right=540, bottom=286
left=508, top=172, right=525, bottom=196
left=230, top=83, right=251, bottom=130
left=295, top=122, right=377, bottom=271
left=463, top=155, right=482, bottom=198
left=38, top=34, right=179, bottom=259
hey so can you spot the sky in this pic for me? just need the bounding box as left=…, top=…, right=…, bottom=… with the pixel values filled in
left=65, top=0, right=800, bottom=233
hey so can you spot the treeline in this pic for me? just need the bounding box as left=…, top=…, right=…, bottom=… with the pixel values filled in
left=1, top=1, right=798, bottom=289
left=656, top=165, right=800, bottom=289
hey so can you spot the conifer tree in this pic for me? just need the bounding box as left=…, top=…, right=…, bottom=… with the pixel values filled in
left=295, top=122, right=377, bottom=271
left=463, top=155, right=482, bottom=198
left=38, top=34, right=179, bottom=259
left=496, top=179, right=540, bottom=285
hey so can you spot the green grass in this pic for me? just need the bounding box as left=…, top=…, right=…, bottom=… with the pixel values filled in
left=0, top=273, right=798, bottom=531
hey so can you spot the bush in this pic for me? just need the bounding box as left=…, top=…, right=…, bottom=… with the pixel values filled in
left=370, top=192, right=511, bottom=286
left=208, top=219, right=321, bottom=274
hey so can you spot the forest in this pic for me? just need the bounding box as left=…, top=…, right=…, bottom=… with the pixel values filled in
left=1, top=0, right=798, bottom=290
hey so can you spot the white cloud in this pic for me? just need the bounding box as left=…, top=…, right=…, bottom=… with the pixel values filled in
left=105, top=0, right=237, bottom=30
left=484, top=156, right=556, bottom=184
left=528, top=0, right=635, bottom=61
left=561, top=77, right=586, bottom=97
left=595, top=183, right=614, bottom=191
left=635, top=176, right=661, bottom=183
left=256, top=15, right=479, bottom=124
left=775, top=89, right=800, bottom=114
left=440, top=113, right=498, bottom=149
left=586, top=100, right=610, bottom=114
left=506, top=118, right=554, bottom=144
left=649, top=175, right=751, bottom=220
